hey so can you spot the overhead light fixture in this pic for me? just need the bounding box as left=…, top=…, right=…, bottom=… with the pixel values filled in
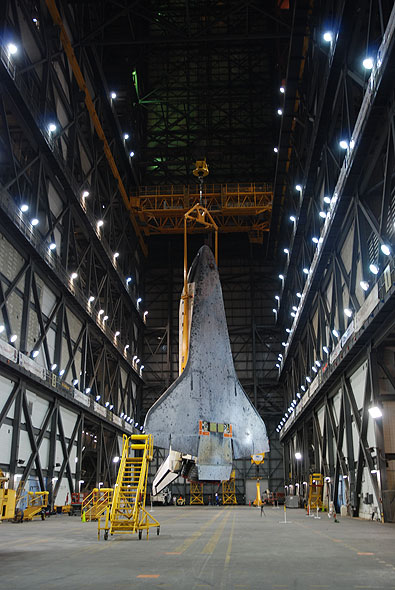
left=323, top=196, right=331, bottom=204
left=31, top=218, right=39, bottom=226
left=296, top=292, right=302, bottom=298
left=49, top=242, right=56, bottom=250
left=323, top=346, right=329, bottom=354
left=72, top=379, right=78, bottom=386
left=105, top=401, right=109, bottom=407
left=125, top=344, right=130, bottom=350
left=292, top=306, right=297, bottom=311
left=281, top=341, right=287, bottom=347
left=133, top=355, right=137, bottom=361
left=97, top=219, right=104, bottom=228
left=279, top=86, right=285, bottom=94
left=306, top=376, right=311, bottom=383
left=82, top=190, right=89, bottom=198
left=295, top=452, right=302, bottom=460
left=98, top=309, right=104, bottom=316
left=114, top=252, right=119, bottom=259
left=283, top=248, right=289, bottom=254
left=7, top=42, right=18, bottom=55
left=85, top=387, right=91, bottom=394
left=272, top=308, right=277, bottom=314
left=88, top=296, right=95, bottom=303
left=144, top=311, right=148, bottom=318
left=140, top=365, right=144, bottom=370
left=109, top=404, right=113, bottom=410
left=123, top=133, right=129, bottom=140
left=103, top=315, right=108, bottom=321
left=285, top=328, right=291, bottom=333
left=126, top=277, right=132, bottom=284
left=129, top=151, right=135, bottom=158
left=319, top=211, right=327, bottom=219
left=344, top=308, right=352, bottom=318
left=360, top=280, right=369, bottom=291
left=302, top=268, right=309, bottom=275
left=301, top=385, right=306, bottom=392
left=50, top=363, right=57, bottom=371
left=136, top=358, right=140, bottom=364
left=368, top=406, right=382, bottom=419
left=70, top=272, right=78, bottom=280
left=332, top=329, right=339, bottom=338
left=115, top=331, right=120, bottom=337
left=273, top=147, right=278, bottom=153
left=315, top=360, right=321, bottom=367
left=32, top=350, right=39, bottom=358
left=21, top=204, right=29, bottom=212
left=296, top=392, right=301, bottom=398
left=95, top=394, right=100, bottom=401
left=10, top=334, right=18, bottom=343
left=369, top=263, right=379, bottom=275
left=312, top=366, right=317, bottom=373
left=312, top=237, right=319, bottom=244
left=137, top=297, right=142, bottom=304
left=275, top=295, right=280, bottom=301
left=113, top=456, right=120, bottom=463
left=339, top=140, right=348, bottom=149
left=362, top=57, right=374, bottom=70
left=48, top=123, right=57, bottom=133
left=295, top=184, right=302, bottom=192
left=110, top=92, right=117, bottom=99
left=289, top=215, right=296, bottom=222
left=380, top=244, right=390, bottom=256
left=278, top=274, right=284, bottom=280
left=59, top=369, right=65, bottom=376
left=277, top=108, right=283, bottom=115
left=323, top=31, right=333, bottom=43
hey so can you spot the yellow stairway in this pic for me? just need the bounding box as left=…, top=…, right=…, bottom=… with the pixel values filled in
left=308, top=473, right=323, bottom=510
left=98, top=434, right=160, bottom=540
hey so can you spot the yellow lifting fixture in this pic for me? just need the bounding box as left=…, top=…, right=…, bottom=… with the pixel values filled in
left=180, top=160, right=219, bottom=373
left=190, top=481, right=204, bottom=505
left=98, top=434, right=160, bottom=541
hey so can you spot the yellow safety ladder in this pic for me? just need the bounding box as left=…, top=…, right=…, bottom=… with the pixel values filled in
left=222, top=470, right=237, bottom=505
left=190, top=481, right=204, bottom=504
left=83, top=488, right=113, bottom=521
left=98, top=434, right=160, bottom=540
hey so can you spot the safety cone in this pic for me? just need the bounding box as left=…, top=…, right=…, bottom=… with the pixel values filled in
left=82, top=511, right=86, bottom=523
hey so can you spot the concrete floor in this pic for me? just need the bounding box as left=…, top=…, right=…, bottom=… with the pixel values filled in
left=1, top=506, right=395, bottom=590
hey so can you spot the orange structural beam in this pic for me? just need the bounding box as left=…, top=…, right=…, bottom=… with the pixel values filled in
left=130, top=183, right=272, bottom=242
left=45, top=0, right=147, bottom=257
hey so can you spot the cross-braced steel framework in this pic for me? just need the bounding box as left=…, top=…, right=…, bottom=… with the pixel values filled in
left=273, top=0, right=395, bottom=521
left=0, top=0, right=145, bottom=503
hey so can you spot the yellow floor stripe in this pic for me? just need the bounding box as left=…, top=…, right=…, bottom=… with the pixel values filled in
left=174, top=510, right=224, bottom=554
left=201, top=510, right=231, bottom=554
left=225, top=511, right=236, bottom=566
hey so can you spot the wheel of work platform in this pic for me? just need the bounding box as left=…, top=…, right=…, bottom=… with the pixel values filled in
left=138, top=530, right=142, bottom=540
left=104, top=530, right=108, bottom=541
left=157, top=527, right=160, bottom=535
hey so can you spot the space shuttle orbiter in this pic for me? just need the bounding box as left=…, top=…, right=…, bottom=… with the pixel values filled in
left=144, top=245, right=269, bottom=488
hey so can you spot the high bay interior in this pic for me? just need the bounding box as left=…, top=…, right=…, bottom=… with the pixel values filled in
left=0, top=1, right=395, bottom=588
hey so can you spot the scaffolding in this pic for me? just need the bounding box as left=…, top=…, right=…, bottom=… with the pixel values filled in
left=222, top=470, right=237, bottom=505
left=190, top=482, right=204, bottom=505
left=307, top=474, right=323, bottom=511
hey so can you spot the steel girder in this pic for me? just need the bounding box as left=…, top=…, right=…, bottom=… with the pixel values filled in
left=273, top=0, right=395, bottom=521
left=0, top=0, right=147, bottom=497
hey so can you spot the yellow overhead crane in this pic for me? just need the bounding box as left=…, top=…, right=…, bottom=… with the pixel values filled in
left=130, top=173, right=273, bottom=244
